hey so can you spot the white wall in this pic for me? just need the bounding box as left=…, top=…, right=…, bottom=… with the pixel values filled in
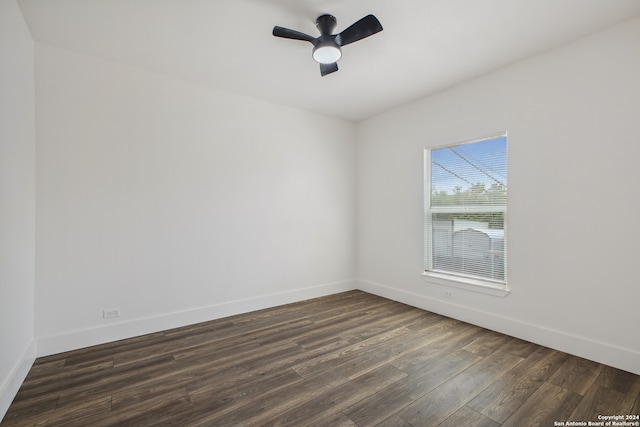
left=0, top=0, right=37, bottom=416
left=35, top=44, right=356, bottom=355
left=356, top=17, right=640, bottom=375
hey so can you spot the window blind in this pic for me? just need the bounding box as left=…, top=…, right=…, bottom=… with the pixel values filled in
left=425, top=133, right=507, bottom=284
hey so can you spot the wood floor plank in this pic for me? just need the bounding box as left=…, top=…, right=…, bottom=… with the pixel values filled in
left=595, top=364, right=640, bottom=397
left=188, top=370, right=350, bottom=426
left=110, top=374, right=194, bottom=411
left=187, top=367, right=303, bottom=411
left=50, top=331, right=167, bottom=370
left=498, top=336, right=542, bottom=358
left=95, top=395, right=193, bottom=427
left=17, top=395, right=112, bottom=427
left=466, top=346, right=568, bottom=423
left=333, top=328, right=444, bottom=379
left=373, top=414, right=413, bottom=427
left=308, top=412, right=359, bottom=427
left=389, top=321, right=482, bottom=374
left=437, top=406, right=501, bottom=427
left=3, top=290, right=639, bottom=426
left=0, top=394, right=58, bottom=426
left=260, top=364, right=407, bottom=426
left=290, top=326, right=414, bottom=377
left=338, top=304, right=438, bottom=344
left=632, top=392, right=640, bottom=414
left=547, top=354, right=604, bottom=395
left=293, top=305, right=390, bottom=346
left=56, top=354, right=178, bottom=404
left=303, top=294, right=396, bottom=324
left=19, top=360, right=65, bottom=382
left=178, top=342, right=304, bottom=398
left=188, top=337, right=351, bottom=397
left=343, top=349, right=482, bottom=426
left=462, top=329, right=509, bottom=357
left=294, top=301, right=427, bottom=349
left=568, top=385, right=630, bottom=422
left=91, top=388, right=192, bottom=427
left=397, top=350, right=524, bottom=426
left=12, top=357, right=114, bottom=398
left=16, top=354, right=172, bottom=409
left=501, top=382, right=583, bottom=427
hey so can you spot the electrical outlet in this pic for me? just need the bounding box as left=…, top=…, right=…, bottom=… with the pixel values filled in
left=444, top=291, right=454, bottom=299
left=103, top=308, right=121, bottom=319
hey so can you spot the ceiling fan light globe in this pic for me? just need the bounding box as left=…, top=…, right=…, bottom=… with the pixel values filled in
left=312, top=45, right=342, bottom=64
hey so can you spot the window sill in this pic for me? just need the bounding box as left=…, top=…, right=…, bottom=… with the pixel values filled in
left=422, top=271, right=510, bottom=297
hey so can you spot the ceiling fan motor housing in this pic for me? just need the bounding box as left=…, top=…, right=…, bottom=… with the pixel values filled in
left=312, top=15, right=342, bottom=64
left=316, top=14, right=337, bottom=34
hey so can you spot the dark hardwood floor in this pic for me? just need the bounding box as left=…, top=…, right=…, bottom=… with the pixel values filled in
left=3, top=290, right=639, bottom=426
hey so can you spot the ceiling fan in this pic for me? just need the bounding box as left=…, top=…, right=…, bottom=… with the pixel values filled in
left=273, top=14, right=383, bottom=76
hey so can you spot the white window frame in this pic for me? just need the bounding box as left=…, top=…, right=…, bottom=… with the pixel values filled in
left=423, top=132, right=510, bottom=297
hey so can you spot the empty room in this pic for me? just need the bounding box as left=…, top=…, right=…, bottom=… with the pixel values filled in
left=1, top=0, right=639, bottom=425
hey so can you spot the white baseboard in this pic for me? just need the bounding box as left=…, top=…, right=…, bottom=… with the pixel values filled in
left=37, top=279, right=356, bottom=357
left=356, top=279, right=640, bottom=376
left=0, top=340, right=36, bottom=421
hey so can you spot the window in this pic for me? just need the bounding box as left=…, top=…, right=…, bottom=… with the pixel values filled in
left=424, top=133, right=507, bottom=290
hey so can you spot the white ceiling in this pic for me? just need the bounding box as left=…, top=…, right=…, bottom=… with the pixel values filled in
left=17, top=0, right=640, bottom=122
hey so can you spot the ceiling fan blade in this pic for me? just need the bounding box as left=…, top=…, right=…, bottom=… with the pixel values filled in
left=272, top=26, right=316, bottom=43
left=336, top=14, right=383, bottom=46
left=320, top=62, right=339, bottom=76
